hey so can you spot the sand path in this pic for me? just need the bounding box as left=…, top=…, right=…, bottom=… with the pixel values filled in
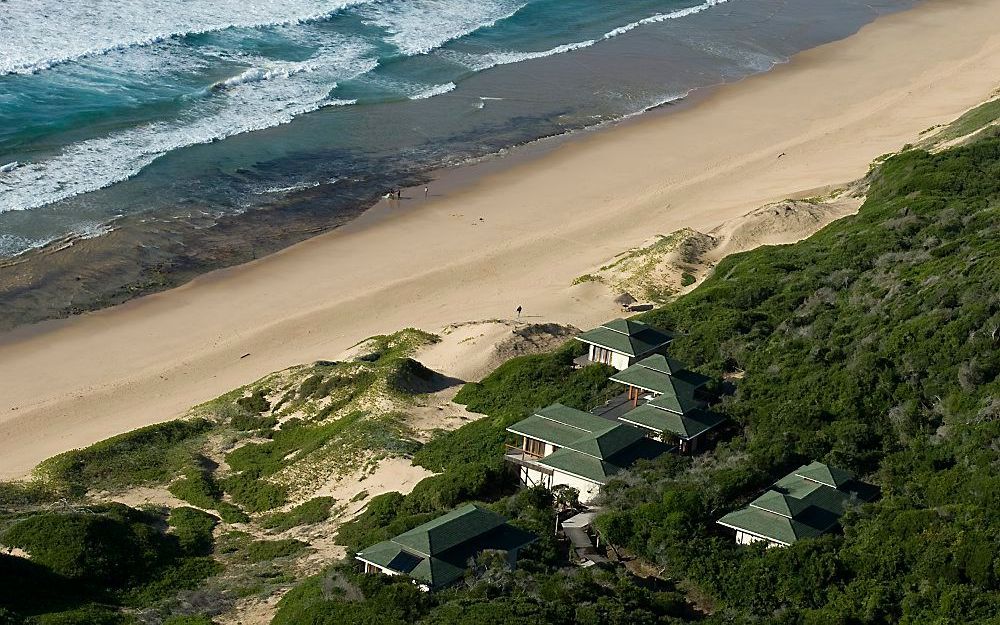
left=2, top=0, right=1000, bottom=478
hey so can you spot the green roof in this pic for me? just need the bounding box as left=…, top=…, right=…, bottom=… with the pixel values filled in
left=508, top=403, right=644, bottom=460
left=357, top=504, right=537, bottom=588
left=538, top=448, right=624, bottom=484
left=794, top=461, right=855, bottom=489
left=507, top=402, right=669, bottom=484
left=717, top=462, right=873, bottom=546
left=575, top=319, right=673, bottom=357
left=633, top=354, right=689, bottom=376
left=394, top=504, right=506, bottom=556
left=717, top=507, right=827, bottom=546
left=647, top=384, right=704, bottom=414
left=619, top=405, right=725, bottom=439
left=535, top=403, right=615, bottom=433
left=538, top=437, right=671, bottom=484
left=563, top=423, right=645, bottom=459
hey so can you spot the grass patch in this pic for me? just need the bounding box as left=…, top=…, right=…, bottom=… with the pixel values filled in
left=260, top=497, right=336, bottom=532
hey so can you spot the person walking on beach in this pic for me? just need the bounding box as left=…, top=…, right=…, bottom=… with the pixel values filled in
left=516, top=305, right=522, bottom=319
left=396, top=189, right=402, bottom=200
left=424, top=186, right=429, bottom=198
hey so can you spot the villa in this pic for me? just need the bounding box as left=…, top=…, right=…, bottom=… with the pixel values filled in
left=575, top=318, right=673, bottom=370
left=356, top=503, right=537, bottom=591
left=609, top=354, right=724, bottom=453
left=716, top=461, right=877, bottom=548
left=505, top=403, right=669, bottom=503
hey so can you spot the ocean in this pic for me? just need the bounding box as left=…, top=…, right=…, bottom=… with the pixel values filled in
left=0, top=0, right=916, bottom=325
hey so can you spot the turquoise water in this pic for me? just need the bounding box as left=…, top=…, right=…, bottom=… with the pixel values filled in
left=0, top=0, right=915, bottom=257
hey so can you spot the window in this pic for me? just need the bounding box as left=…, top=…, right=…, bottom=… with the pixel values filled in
left=524, top=437, right=546, bottom=457
left=592, top=346, right=613, bottom=365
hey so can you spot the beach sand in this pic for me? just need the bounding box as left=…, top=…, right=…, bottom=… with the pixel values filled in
left=2, top=0, right=1000, bottom=479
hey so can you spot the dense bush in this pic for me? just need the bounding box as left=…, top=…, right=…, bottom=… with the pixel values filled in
left=168, top=507, right=218, bottom=556
left=0, top=503, right=223, bottom=622
left=416, top=346, right=615, bottom=473
left=36, top=420, right=214, bottom=494
left=168, top=462, right=223, bottom=509
left=260, top=497, right=336, bottom=532
left=592, top=139, right=1000, bottom=622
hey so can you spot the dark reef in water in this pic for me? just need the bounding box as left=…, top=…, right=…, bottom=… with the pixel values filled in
left=0, top=176, right=422, bottom=332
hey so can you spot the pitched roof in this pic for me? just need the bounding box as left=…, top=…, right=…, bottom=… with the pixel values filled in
left=575, top=319, right=673, bottom=357
left=794, top=461, right=855, bottom=489
left=647, top=384, right=705, bottom=414
left=633, top=354, right=690, bottom=376
left=716, top=462, right=874, bottom=546
left=538, top=437, right=672, bottom=484
left=717, top=507, right=827, bottom=546
left=507, top=403, right=644, bottom=459
left=357, top=505, right=537, bottom=588
left=563, top=423, right=645, bottom=460
left=394, top=504, right=506, bottom=556
left=507, top=402, right=669, bottom=484
left=619, top=405, right=725, bottom=439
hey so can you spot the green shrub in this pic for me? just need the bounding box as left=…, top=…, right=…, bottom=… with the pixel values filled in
left=260, top=497, right=336, bottom=532
left=216, top=502, right=250, bottom=524
left=168, top=463, right=222, bottom=509
left=681, top=272, right=696, bottom=287
left=2, top=505, right=167, bottom=586
left=241, top=539, right=307, bottom=563
left=236, top=389, right=271, bottom=414
left=167, top=508, right=218, bottom=556
left=29, top=605, right=132, bottom=625
left=37, top=420, right=214, bottom=494
left=219, top=474, right=288, bottom=513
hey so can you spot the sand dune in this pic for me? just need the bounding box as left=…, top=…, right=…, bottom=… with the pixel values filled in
left=2, top=0, right=1000, bottom=479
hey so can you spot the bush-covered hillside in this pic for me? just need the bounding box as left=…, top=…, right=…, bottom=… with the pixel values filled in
left=281, top=138, right=1000, bottom=624
left=596, top=137, right=1000, bottom=623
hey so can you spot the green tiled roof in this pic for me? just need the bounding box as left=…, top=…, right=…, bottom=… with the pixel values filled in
left=619, top=405, right=725, bottom=439
left=507, top=402, right=669, bottom=485
left=357, top=504, right=537, bottom=588
left=535, top=403, right=614, bottom=433
left=717, top=507, right=826, bottom=546
left=633, top=354, right=689, bottom=376
left=647, top=384, right=704, bottom=414
left=507, top=414, right=592, bottom=448
left=508, top=403, right=644, bottom=460
left=794, top=461, right=855, bottom=489
left=717, top=462, right=874, bottom=546
left=563, top=423, right=645, bottom=459
left=394, top=504, right=506, bottom=556
left=539, top=448, right=624, bottom=484
left=610, top=365, right=676, bottom=394
left=575, top=319, right=673, bottom=357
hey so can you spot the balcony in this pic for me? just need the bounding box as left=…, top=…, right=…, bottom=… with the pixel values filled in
left=504, top=445, right=553, bottom=475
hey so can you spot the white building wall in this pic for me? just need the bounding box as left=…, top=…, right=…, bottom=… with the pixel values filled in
left=520, top=466, right=552, bottom=489
left=611, top=351, right=632, bottom=371
left=551, top=471, right=602, bottom=504
left=736, top=530, right=783, bottom=549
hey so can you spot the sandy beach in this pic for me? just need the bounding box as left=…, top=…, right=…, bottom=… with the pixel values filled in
left=2, top=0, right=1000, bottom=479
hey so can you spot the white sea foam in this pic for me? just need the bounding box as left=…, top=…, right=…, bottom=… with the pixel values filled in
left=602, top=0, right=733, bottom=40
left=409, top=82, right=457, bottom=100
left=0, top=38, right=373, bottom=214
left=359, top=0, right=528, bottom=56
left=442, top=0, right=734, bottom=73
left=0, top=0, right=374, bottom=76
left=441, top=39, right=598, bottom=72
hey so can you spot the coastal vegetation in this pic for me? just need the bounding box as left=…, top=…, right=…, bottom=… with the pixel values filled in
left=4, top=117, right=1000, bottom=623
left=276, top=136, right=1000, bottom=622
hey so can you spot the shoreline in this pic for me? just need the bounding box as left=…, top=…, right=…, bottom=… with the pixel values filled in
left=2, top=0, right=1000, bottom=479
